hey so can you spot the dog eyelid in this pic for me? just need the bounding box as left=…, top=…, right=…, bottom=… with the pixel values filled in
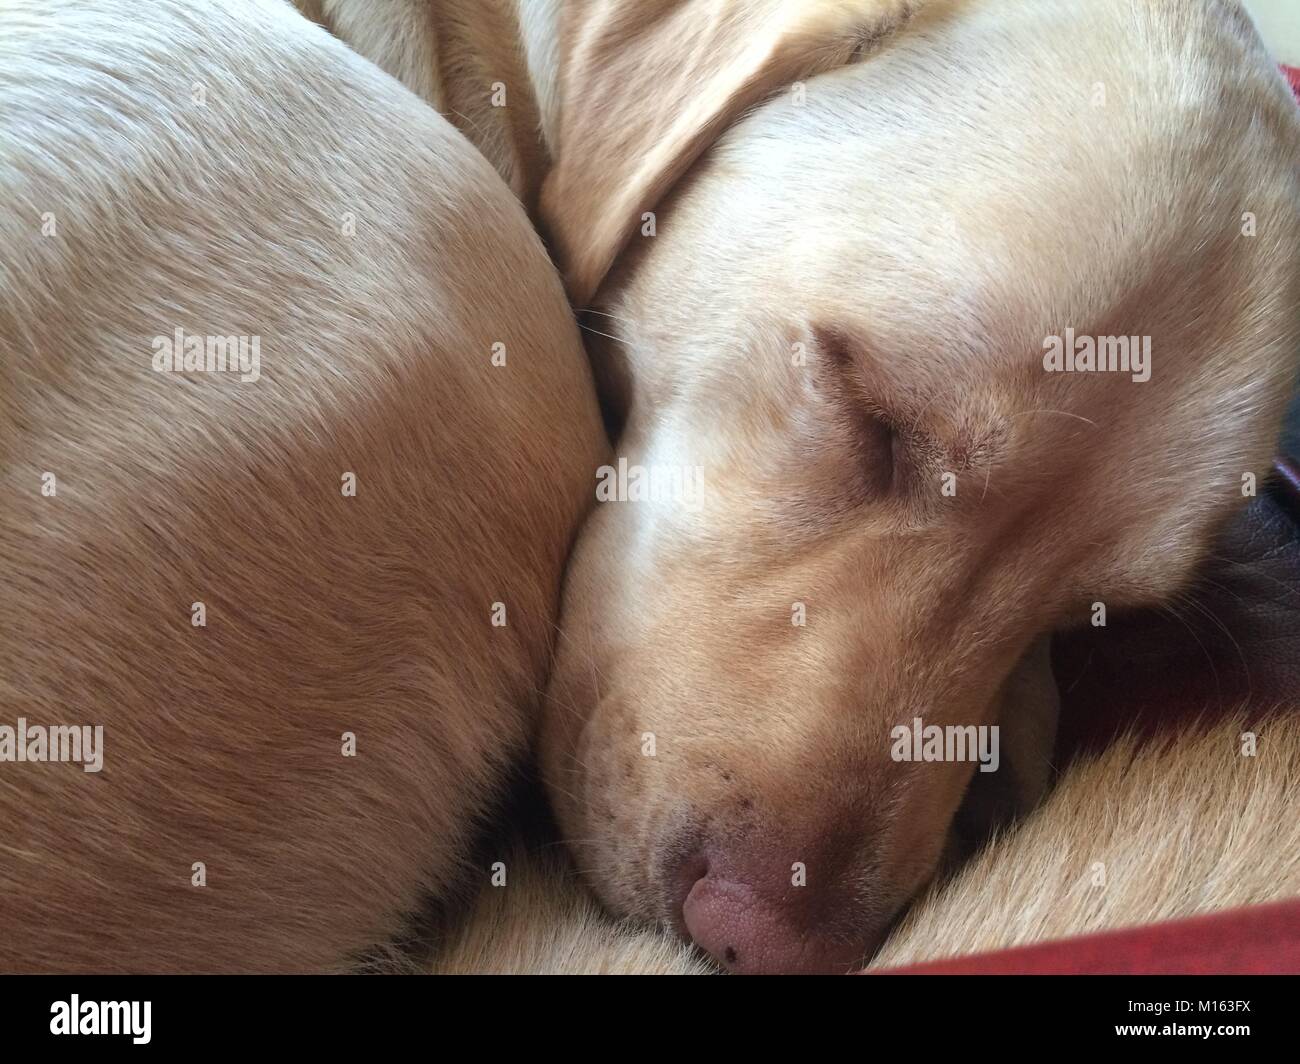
left=863, top=407, right=906, bottom=494
left=811, top=325, right=908, bottom=495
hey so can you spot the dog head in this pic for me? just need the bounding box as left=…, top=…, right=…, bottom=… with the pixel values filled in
left=539, top=0, right=1300, bottom=973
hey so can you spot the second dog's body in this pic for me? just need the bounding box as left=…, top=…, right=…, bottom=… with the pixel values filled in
left=0, top=0, right=603, bottom=971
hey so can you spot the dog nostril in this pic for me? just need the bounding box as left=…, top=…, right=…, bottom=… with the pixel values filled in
left=676, top=843, right=877, bottom=975
left=665, top=848, right=710, bottom=933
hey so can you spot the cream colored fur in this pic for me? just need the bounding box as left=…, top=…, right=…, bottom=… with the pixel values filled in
left=3, top=0, right=1296, bottom=974
left=872, top=714, right=1300, bottom=967
left=432, top=713, right=1300, bottom=973
left=298, top=0, right=561, bottom=210
left=307, top=6, right=1298, bottom=968
left=537, top=0, right=1299, bottom=970
left=0, top=0, right=603, bottom=972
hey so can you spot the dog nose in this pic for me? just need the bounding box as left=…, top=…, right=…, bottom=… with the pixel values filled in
left=676, top=841, right=876, bottom=974
left=683, top=877, right=868, bottom=974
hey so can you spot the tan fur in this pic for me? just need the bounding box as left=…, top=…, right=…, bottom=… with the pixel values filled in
left=4, top=0, right=1296, bottom=974
left=300, top=0, right=558, bottom=211
left=251, top=0, right=1300, bottom=972
left=535, top=0, right=1300, bottom=969
left=300, top=0, right=930, bottom=301
left=540, top=0, right=930, bottom=304
left=871, top=713, right=1300, bottom=967
left=432, top=713, right=1300, bottom=973
left=0, top=0, right=604, bottom=972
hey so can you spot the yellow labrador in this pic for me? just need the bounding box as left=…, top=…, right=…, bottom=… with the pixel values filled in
left=313, top=0, right=1297, bottom=973
left=4, top=0, right=1295, bottom=976
left=531, top=0, right=1299, bottom=972
left=0, top=0, right=603, bottom=971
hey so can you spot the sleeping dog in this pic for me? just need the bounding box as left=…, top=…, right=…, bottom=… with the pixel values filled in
left=300, top=0, right=1297, bottom=974
left=1, top=0, right=1295, bottom=974
left=532, top=0, right=1299, bottom=973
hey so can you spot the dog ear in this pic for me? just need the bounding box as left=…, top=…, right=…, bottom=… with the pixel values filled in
left=540, top=0, right=926, bottom=305
left=948, top=636, right=1061, bottom=857
left=297, top=1, right=549, bottom=204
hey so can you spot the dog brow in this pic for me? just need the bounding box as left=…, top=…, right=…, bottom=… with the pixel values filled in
left=811, top=322, right=946, bottom=457
left=813, top=321, right=1015, bottom=502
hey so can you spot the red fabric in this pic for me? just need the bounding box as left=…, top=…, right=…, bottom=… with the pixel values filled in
left=873, top=899, right=1300, bottom=974
left=1283, top=64, right=1300, bottom=100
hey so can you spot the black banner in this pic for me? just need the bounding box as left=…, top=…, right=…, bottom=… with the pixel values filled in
left=0, top=974, right=1293, bottom=1050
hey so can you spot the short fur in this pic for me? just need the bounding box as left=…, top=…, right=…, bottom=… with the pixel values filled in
left=0, top=0, right=604, bottom=972
left=536, top=0, right=1300, bottom=970
left=3, top=0, right=1295, bottom=973
left=431, top=712, right=1300, bottom=973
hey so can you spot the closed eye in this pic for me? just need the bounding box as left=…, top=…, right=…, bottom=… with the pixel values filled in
left=854, top=406, right=903, bottom=495
left=813, top=325, right=906, bottom=496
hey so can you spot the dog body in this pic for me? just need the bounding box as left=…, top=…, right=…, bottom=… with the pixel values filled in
left=294, top=0, right=564, bottom=211
left=0, top=0, right=603, bottom=971
left=2, top=0, right=1296, bottom=975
